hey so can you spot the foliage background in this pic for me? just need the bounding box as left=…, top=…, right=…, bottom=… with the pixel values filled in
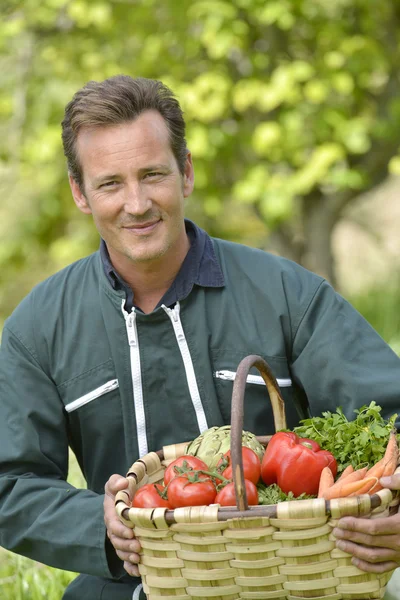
left=1, top=0, right=400, bottom=597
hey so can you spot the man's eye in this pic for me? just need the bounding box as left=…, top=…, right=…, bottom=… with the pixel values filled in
left=145, top=172, right=162, bottom=179
left=100, top=181, right=117, bottom=188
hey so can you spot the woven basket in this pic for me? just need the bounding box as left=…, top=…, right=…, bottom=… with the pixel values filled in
left=115, top=355, right=400, bottom=600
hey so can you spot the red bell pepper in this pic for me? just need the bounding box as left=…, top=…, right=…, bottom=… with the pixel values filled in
left=261, top=431, right=337, bottom=497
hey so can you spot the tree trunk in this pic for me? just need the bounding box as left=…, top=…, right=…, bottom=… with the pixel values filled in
left=301, top=194, right=337, bottom=287
left=265, top=194, right=338, bottom=288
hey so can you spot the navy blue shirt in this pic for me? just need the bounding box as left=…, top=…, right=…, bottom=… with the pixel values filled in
left=100, top=219, right=225, bottom=312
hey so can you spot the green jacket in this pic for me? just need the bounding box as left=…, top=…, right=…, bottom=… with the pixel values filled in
left=1, top=234, right=399, bottom=599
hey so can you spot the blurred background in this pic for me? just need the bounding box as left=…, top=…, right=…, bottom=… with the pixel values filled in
left=1, top=0, right=400, bottom=597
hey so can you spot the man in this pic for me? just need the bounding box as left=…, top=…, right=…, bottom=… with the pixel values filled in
left=0, top=75, right=400, bottom=600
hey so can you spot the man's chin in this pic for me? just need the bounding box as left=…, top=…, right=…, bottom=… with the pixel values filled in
left=126, top=247, right=167, bottom=264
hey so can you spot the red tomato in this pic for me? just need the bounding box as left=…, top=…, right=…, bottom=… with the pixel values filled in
left=215, top=479, right=259, bottom=507
left=218, top=447, right=261, bottom=485
left=167, top=474, right=217, bottom=508
left=164, top=455, right=209, bottom=485
left=132, top=483, right=171, bottom=508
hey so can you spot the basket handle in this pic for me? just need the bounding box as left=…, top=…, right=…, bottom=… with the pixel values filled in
left=230, top=354, right=287, bottom=511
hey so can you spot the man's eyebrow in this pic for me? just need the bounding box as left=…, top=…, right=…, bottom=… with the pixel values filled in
left=92, top=164, right=172, bottom=186
left=138, top=164, right=171, bottom=173
left=92, top=174, right=121, bottom=186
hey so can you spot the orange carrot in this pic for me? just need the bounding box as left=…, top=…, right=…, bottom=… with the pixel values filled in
left=320, top=467, right=367, bottom=500
left=381, top=430, right=399, bottom=476
left=335, top=465, right=354, bottom=483
left=349, top=477, right=381, bottom=496
left=355, top=431, right=400, bottom=496
left=318, top=466, right=335, bottom=498
left=370, top=431, right=398, bottom=474
left=354, top=458, right=386, bottom=495
left=366, top=456, right=386, bottom=478
left=335, top=465, right=368, bottom=484
left=322, top=476, right=378, bottom=500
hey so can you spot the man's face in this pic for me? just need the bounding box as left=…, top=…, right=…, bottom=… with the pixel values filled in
left=69, top=110, right=194, bottom=270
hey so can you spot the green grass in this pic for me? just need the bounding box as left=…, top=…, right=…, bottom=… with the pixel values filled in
left=349, top=278, right=400, bottom=354
left=0, top=552, right=78, bottom=600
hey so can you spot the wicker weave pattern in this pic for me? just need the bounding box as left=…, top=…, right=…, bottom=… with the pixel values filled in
left=116, top=451, right=398, bottom=600
left=115, top=356, right=399, bottom=600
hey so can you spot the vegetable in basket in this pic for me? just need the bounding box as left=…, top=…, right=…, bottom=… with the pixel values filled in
left=216, top=446, right=261, bottom=485
left=261, top=431, right=337, bottom=496
left=132, top=454, right=221, bottom=509
left=167, top=472, right=217, bottom=508
left=163, top=456, right=209, bottom=485
left=132, top=483, right=171, bottom=508
left=215, top=479, right=258, bottom=506
left=293, top=402, right=399, bottom=474
left=317, top=429, right=399, bottom=499
left=186, top=425, right=264, bottom=469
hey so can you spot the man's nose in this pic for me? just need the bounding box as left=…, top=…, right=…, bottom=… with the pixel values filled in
left=123, top=182, right=152, bottom=215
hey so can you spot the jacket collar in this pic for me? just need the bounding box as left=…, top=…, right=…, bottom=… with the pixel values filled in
left=100, top=219, right=224, bottom=311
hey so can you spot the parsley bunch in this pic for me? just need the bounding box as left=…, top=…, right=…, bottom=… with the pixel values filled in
left=257, top=483, right=314, bottom=505
left=293, top=401, right=398, bottom=474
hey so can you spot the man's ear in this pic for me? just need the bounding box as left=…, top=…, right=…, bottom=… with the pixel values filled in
left=69, top=174, right=92, bottom=215
left=183, top=152, right=195, bottom=198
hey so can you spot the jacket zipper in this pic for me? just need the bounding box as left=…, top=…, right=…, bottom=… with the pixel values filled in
left=122, top=303, right=148, bottom=458
left=162, top=302, right=209, bottom=434
left=65, top=379, right=119, bottom=413
left=215, top=370, right=292, bottom=388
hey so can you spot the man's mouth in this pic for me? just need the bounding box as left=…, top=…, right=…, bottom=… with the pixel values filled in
left=123, top=219, right=161, bottom=234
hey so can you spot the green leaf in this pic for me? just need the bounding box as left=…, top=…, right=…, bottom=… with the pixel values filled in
left=294, top=403, right=399, bottom=473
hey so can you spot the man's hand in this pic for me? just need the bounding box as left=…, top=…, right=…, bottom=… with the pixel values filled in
left=104, top=474, right=141, bottom=577
left=332, top=473, right=400, bottom=573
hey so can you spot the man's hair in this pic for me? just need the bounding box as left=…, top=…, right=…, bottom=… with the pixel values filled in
left=61, top=75, right=188, bottom=190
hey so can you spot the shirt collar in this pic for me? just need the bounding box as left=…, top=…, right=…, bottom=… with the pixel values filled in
left=100, top=219, right=224, bottom=311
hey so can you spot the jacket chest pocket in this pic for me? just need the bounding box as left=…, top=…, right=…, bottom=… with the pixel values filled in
left=57, top=359, right=126, bottom=490
left=64, top=379, right=119, bottom=413
left=58, top=358, right=120, bottom=416
left=212, top=351, right=300, bottom=435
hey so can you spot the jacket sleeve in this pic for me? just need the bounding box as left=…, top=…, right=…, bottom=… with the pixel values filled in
left=290, top=279, right=400, bottom=424
left=0, top=324, right=115, bottom=578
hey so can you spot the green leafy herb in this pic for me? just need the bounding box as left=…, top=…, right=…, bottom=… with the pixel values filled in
left=257, top=483, right=315, bottom=505
left=293, top=401, right=398, bottom=474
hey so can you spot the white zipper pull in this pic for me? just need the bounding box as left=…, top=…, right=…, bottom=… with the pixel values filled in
left=215, top=370, right=234, bottom=381
left=163, top=305, right=185, bottom=342
left=122, top=301, right=137, bottom=346
left=215, top=369, right=292, bottom=388
left=126, top=313, right=137, bottom=346
left=172, top=306, right=185, bottom=342
left=103, top=379, right=119, bottom=392
left=172, top=305, right=179, bottom=322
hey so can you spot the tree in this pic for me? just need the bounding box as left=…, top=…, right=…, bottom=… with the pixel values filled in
left=1, top=0, right=400, bottom=324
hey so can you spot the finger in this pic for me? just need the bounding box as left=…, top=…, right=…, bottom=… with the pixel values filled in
left=380, top=473, right=400, bottom=490
left=116, top=549, right=141, bottom=564
left=350, top=556, right=398, bottom=574
left=336, top=514, right=400, bottom=536
left=105, top=474, right=129, bottom=498
left=333, top=527, right=400, bottom=550
left=103, top=489, right=134, bottom=538
left=123, top=560, right=140, bottom=577
left=108, top=535, right=141, bottom=554
left=106, top=516, right=135, bottom=539
left=336, top=539, right=399, bottom=563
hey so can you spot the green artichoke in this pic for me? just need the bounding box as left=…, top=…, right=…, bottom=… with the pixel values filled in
left=185, top=425, right=264, bottom=469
